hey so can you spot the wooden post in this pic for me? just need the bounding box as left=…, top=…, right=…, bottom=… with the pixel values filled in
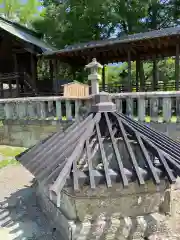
left=152, top=55, right=158, bottom=91
left=102, top=65, right=106, bottom=91
left=49, top=60, right=54, bottom=95
left=13, top=54, right=20, bottom=97
left=53, top=59, right=58, bottom=95
left=49, top=60, right=53, bottom=83
left=71, top=65, right=76, bottom=80
left=136, top=58, right=140, bottom=92
left=0, top=74, right=4, bottom=98
left=175, top=44, right=180, bottom=91
left=128, top=49, right=132, bottom=92
left=8, top=79, right=12, bottom=97
left=139, top=61, right=145, bottom=91
left=30, top=53, right=37, bottom=93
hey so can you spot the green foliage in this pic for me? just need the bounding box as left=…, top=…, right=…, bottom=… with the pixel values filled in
left=0, top=0, right=177, bottom=88
left=34, top=0, right=180, bottom=48
left=0, top=0, right=42, bottom=26
left=0, top=146, right=26, bottom=169
left=106, top=58, right=176, bottom=90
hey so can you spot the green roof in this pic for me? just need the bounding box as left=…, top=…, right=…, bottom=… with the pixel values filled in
left=0, top=17, right=55, bottom=53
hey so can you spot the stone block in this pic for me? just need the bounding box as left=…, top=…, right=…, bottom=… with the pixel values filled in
left=35, top=180, right=171, bottom=240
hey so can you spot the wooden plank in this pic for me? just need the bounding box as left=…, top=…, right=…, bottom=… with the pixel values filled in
left=150, top=98, right=159, bottom=122
left=105, top=113, right=128, bottom=187
left=86, top=139, right=96, bottom=189
left=157, top=150, right=176, bottom=184
left=73, top=159, right=79, bottom=191
left=96, top=121, right=112, bottom=187
left=175, top=44, right=180, bottom=91
left=22, top=114, right=94, bottom=165
left=116, top=115, right=145, bottom=185
left=135, top=133, right=160, bottom=184
left=162, top=97, right=172, bottom=122
left=27, top=114, right=95, bottom=172
left=138, top=97, right=146, bottom=122
left=50, top=114, right=98, bottom=194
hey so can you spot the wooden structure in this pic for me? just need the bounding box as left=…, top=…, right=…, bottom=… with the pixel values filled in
left=62, top=82, right=89, bottom=97
left=0, top=17, right=54, bottom=98
left=43, top=26, right=180, bottom=92
left=15, top=60, right=180, bottom=239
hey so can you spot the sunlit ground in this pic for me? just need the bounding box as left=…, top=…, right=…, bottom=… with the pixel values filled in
left=0, top=146, right=26, bottom=169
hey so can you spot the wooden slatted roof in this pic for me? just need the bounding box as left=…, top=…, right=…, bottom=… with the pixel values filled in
left=16, top=92, right=180, bottom=206
left=42, top=26, right=180, bottom=64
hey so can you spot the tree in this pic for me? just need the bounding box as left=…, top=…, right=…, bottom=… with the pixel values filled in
left=0, top=0, right=41, bottom=26
left=33, top=0, right=118, bottom=47
left=33, top=0, right=179, bottom=87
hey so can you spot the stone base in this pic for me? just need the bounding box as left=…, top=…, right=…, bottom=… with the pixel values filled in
left=70, top=213, right=168, bottom=240
left=35, top=182, right=171, bottom=240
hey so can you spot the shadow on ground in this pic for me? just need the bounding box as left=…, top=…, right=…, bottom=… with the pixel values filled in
left=0, top=181, right=58, bottom=240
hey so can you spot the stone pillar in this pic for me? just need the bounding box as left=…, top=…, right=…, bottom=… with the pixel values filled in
left=85, top=58, right=102, bottom=95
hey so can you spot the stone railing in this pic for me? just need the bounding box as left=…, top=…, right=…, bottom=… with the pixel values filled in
left=113, top=91, right=180, bottom=123
left=0, top=91, right=179, bottom=122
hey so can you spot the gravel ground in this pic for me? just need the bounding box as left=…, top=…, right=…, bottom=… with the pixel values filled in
left=0, top=165, right=58, bottom=240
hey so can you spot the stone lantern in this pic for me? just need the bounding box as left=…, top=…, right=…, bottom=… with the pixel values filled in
left=85, top=58, right=102, bottom=95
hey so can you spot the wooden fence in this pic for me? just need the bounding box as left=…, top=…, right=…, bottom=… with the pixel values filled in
left=0, top=91, right=180, bottom=122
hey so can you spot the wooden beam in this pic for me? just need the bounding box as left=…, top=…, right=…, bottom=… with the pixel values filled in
left=136, top=58, right=140, bottom=92
left=175, top=44, right=180, bottom=91
left=128, top=49, right=132, bottom=92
